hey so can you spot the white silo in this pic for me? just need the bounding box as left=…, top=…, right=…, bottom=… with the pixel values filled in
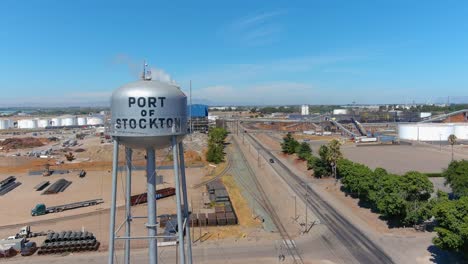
left=398, top=124, right=419, bottom=141
left=61, top=115, right=77, bottom=126
left=38, top=119, right=50, bottom=128
left=301, top=104, right=309, bottom=115
left=77, top=117, right=87, bottom=126
left=107, top=66, right=191, bottom=264
left=87, top=115, right=104, bottom=126
left=454, top=124, right=468, bottom=140
left=51, top=117, right=62, bottom=127
left=0, top=119, right=11, bottom=130
left=18, top=119, right=38, bottom=129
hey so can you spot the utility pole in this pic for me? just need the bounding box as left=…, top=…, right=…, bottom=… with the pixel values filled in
left=189, top=80, right=192, bottom=140
left=257, top=149, right=260, bottom=167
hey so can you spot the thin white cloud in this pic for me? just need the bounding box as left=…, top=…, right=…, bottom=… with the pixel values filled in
left=224, top=10, right=286, bottom=46
left=180, top=54, right=364, bottom=86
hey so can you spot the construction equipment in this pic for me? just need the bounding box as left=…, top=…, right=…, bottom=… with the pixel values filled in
left=31, top=199, right=104, bottom=216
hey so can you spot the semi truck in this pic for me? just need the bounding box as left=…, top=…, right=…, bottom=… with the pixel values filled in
left=31, top=199, right=104, bottom=216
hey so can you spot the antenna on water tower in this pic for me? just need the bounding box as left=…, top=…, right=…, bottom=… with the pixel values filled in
left=108, top=61, right=192, bottom=264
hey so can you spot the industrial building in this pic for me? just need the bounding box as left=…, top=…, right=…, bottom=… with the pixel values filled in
left=188, top=104, right=209, bottom=132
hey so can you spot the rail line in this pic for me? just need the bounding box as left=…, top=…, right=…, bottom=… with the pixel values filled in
left=245, top=133, right=394, bottom=264
left=192, top=155, right=232, bottom=189
left=231, top=137, right=304, bottom=264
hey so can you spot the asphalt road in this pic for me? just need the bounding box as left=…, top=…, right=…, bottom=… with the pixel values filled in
left=246, top=133, right=394, bottom=264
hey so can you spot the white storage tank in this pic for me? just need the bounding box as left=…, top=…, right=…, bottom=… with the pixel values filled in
left=87, top=115, right=104, bottom=126
left=398, top=124, right=419, bottom=140
left=417, top=124, right=454, bottom=141
left=61, top=115, right=77, bottom=126
left=51, top=118, right=62, bottom=127
left=17, top=119, right=38, bottom=129
left=454, top=125, right=468, bottom=140
left=398, top=123, right=461, bottom=141
left=0, top=119, right=11, bottom=130
left=37, top=119, right=50, bottom=128
left=333, top=109, right=348, bottom=115
left=77, top=117, right=87, bottom=126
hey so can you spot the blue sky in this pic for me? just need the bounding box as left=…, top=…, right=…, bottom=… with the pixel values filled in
left=1, top=0, right=468, bottom=106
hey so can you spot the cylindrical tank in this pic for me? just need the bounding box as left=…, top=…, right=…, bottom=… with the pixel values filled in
left=0, top=119, right=11, bottom=130
left=77, top=117, right=87, bottom=126
left=333, top=109, right=348, bottom=115
left=38, top=119, right=50, bottom=128
left=110, top=80, right=187, bottom=149
left=398, top=124, right=419, bottom=140
left=86, top=116, right=104, bottom=126
left=454, top=125, right=468, bottom=140
left=61, top=116, right=77, bottom=126
left=51, top=118, right=62, bottom=127
left=18, top=119, right=38, bottom=129
left=398, top=123, right=458, bottom=141
left=418, top=124, right=454, bottom=141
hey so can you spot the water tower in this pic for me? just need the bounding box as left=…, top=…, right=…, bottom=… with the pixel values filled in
left=108, top=64, right=192, bottom=264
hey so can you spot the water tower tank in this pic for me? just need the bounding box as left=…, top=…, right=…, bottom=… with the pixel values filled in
left=110, top=80, right=187, bottom=149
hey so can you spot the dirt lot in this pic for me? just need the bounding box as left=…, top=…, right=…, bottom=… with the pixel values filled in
left=341, top=143, right=468, bottom=174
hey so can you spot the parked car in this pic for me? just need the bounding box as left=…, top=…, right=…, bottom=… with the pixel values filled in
left=269, top=158, right=274, bottom=163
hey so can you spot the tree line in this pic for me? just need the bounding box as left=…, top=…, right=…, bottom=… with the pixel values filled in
left=205, top=127, right=228, bottom=164
left=281, top=133, right=468, bottom=259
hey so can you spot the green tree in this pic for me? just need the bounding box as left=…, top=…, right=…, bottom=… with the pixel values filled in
left=324, top=139, right=342, bottom=178
left=281, top=133, right=299, bottom=154
left=448, top=134, right=457, bottom=161
left=443, top=160, right=468, bottom=198
left=432, top=196, right=468, bottom=257
left=297, top=142, right=312, bottom=160
left=401, top=171, right=434, bottom=202
left=205, top=127, right=228, bottom=164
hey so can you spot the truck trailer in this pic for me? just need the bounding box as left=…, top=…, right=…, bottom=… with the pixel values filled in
left=31, top=199, right=104, bottom=216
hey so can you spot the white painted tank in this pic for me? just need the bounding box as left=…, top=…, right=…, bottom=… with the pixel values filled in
left=77, top=117, right=87, bottom=126
left=51, top=118, right=62, bottom=127
left=37, top=119, right=50, bottom=128
left=333, top=109, right=348, bottom=115
left=17, top=119, right=38, bottom=129
left=61, top=116, right=77, bottom=126
left=418, top=124, right=454, bottom=141
left=0, top=119, right=11, bottom=130
left=87, top=115, right=104, bottom=126
left=398, top=123, right=462, bottom=141
left=454, top=125, right=468, bottom=140
left=398, top=124, right=419, bottom=140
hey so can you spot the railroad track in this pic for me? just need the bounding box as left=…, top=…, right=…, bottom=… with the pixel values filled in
left=191, top=156, right=232, bottom=189
left=231, top=137, right=304, bottom=264
left=246, top=133, right=394, bottom=264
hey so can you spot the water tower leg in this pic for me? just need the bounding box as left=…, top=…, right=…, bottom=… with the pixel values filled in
left=178, top=142, right=193, bottom=264
left=124, top=147, right=133, bottom=264
left=172, top=136, right=186, bottom=264
left=108, top=139, right=120, bottom=264
left=146, top=148, right=158, bottom=264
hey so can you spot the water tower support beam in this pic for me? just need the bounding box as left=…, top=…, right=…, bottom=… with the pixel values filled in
left=178, top=142, right=193, bottom=264
left=108, top=139, right=120, bottom=264
left=124, top=147, right=133, bottom=264
left=146, top=147, right=158, bottom=264
left=172, top=136, right=186, bottom=264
